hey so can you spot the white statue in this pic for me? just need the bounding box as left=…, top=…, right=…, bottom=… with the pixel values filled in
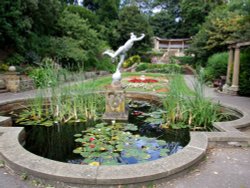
left=103, top=33, right=145, bottom=82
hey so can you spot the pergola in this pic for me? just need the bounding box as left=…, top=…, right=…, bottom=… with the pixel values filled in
left=225, top=41, right=250, bottom=95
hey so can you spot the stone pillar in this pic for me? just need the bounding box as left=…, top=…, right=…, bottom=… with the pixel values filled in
left=4, top=72, right=20, bottom=92
left=226, top=47, right=234, bottom=85
left=154, top=38, right=159, bottom=50
left=102, top=82, right=128, bottom=121
left=230, top=47, right=240, bottom=94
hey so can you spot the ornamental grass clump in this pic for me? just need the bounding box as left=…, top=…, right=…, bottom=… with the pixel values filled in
left=163, top=73, right=228, bottom=131
left=16, top=66, right=105, bottom=126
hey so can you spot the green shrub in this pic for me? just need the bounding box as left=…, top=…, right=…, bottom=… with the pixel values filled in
left=29, top=58, right=62, bottom=88
left=204, top=52, right=228, bottom=81
left=136, top=63, right=182, bottom=74
left=95, top=58, right=115, bottom=72
left=173, top=56, right=195, bottom=65
left=123, top=55, right=141, bottom=68
left=239, top=49, right=250, bottom=96
left=5, top=53, right=25, bottom=66
left=0, top=63, right=9, bottom=72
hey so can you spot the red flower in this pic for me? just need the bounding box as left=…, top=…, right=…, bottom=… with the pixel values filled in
left=132, top=111, right=143, bottom=116
left=89, top=144, right=95, bottom=148
left=128, top=78, right=158, bottom=83
left=89, top=137, right=95, bottom=142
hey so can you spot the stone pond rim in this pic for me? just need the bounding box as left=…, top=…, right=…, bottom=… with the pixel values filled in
left=0, top=92, right=249, bottom=186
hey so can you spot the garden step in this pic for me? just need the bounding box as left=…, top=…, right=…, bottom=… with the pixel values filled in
left=0, top=89, right=8, bottom=93
left=0, top=79, right=5, bottom=89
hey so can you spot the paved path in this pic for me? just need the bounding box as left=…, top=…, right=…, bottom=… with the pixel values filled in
left=0, top=75, right=250, bottom=188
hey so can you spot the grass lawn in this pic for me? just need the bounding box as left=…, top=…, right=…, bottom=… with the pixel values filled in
left=79, top=73, right=193, bottom=96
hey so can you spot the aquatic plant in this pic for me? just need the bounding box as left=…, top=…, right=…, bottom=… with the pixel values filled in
left=163, top=73, right=231, bottom=131
left=73, top=122, right=169, bottom=165
left=16, top=66, right=105, bottom=126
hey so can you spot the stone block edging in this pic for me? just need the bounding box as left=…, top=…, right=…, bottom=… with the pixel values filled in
left=0, top=126, right=207, bottom=185
left=0, top=91, right=250, bottom=186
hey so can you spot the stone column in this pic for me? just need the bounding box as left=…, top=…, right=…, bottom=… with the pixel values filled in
left=154, top=38, right=159, bottom=50
left=4, top=72, right=20, bottom=92
left=231, top=47, right=240, bottom=92
left=226, top=47, right=234, bottom=85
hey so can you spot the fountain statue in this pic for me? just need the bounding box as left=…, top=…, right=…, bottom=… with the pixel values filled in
left=103, top=33, right=145, bottom=84
left=102, top=33, right=145, bottom=121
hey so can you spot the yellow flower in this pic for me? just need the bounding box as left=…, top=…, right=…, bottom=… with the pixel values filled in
left=89, top=162, right=100, bottom=166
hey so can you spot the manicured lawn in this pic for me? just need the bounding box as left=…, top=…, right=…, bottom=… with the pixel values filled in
left=80, top=73, right=193, bottom=95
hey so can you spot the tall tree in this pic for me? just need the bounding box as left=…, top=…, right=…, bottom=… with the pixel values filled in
left=0, top=0, right=38, bottom=51
left=189, top=0, right=249, bottom=65
left=116, top=6, right=153, bottom=54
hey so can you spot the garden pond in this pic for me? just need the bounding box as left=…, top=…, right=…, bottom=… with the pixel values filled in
left=8, top=100, right=190, bottom=166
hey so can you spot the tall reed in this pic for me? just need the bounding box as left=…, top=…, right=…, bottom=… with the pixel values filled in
left=164, top=72, right=226, bottom=131
left=18, top=63, right=105, bottom=126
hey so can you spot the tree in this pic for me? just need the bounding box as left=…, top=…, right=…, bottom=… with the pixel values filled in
left=0, top=0, right=38, bottom=51
left=189, top=0, right=249, bottom=64
left=55, top=10, right=106, bottom=69
left=150, top=10, right=180, bottom=38
left=116, top=6, right=153, bottom=55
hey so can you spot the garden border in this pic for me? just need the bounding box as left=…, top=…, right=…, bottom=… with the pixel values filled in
left=0, top=92, right=249, bottom=186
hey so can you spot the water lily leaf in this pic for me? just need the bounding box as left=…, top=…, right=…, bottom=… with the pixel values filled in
left=74, top=134, right=82, bottom=137
left=102, top=160, right=119, bottom=166
left=157, top=140, right=167, bottom=146
left=124, top=124, right=138, bottom=131
left=160, top=149, right=169, bottom=157
left=75, top=138, right=84, bottom=143
left=73, top=147, right=83, bottom=154
left=145, top=117, right=164, bottom=124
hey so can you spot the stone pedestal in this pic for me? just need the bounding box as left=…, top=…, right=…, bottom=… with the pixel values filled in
left=4, top=72, right=20, bottom=92
left=102, top=81, right=128, bottom=121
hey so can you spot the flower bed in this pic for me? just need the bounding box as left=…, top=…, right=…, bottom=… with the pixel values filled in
left=128, top=78, right=158, bottom=83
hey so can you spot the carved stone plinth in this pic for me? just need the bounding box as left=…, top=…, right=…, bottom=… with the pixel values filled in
left=4, top=72, right=20, bottom=92
left=102, top=82, right=128, bottom=121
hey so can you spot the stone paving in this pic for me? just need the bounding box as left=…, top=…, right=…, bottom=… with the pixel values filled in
left=0, top=75, right=250, bottom=188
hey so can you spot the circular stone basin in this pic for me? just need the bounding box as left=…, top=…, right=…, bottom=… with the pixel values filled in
left=0, top=92, right=243, bottom=186
left=9, top=99, right=190, bottom=166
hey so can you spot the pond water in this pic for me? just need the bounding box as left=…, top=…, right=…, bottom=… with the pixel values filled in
left=11, top=100, right=190, bottom=165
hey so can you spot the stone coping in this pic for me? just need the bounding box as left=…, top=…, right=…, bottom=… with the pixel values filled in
left=0, top=127, right=207, bottom=185
left=0, top=92, right=250, bottom=186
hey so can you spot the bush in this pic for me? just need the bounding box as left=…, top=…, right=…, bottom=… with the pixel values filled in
left=173, top=56, right=195, bottom=65
left=239, top=49, right=250, bottom=96
left=29, top=58, right=63, bottom=88
left=136, top=63, right=182, bottom=74
left=204, top=52, right=228, bottom=81
left=95, top=58, right=115, bottom=72
left=5, top=53, right=25, bottom=66
left=123, top=55, right=141, bottom=68
left=0, top=63, right=9, bottom=72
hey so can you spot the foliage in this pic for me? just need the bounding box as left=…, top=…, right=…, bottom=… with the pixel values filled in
left=29, top=58, right=62, bottom=88
left=173, top=56, right=195, bottom=65
left=0, top=63, right=8, bottom=72
left=123, top=55, right=141, bottom=68
left=73, top=122, right=169, bottom=165
left=136, top=63, right=182, bottom=74
left=204, top=52, right=228, bottom=81
left=16, top=90, right=105, bottom=126
left=189, top=0, right=250, bottom=64
left=56, top=10, right=106, bottom=69
left=150, top=10, right=180, bottom=38
left=0, top=0, right=36, bottom=51
left=163, top=73, right=229, bottom=131
left=116, top=6, right=153, bottom=54
left=17, top=64, right=105, bottom=125
left=4, top=53, right=25, bottom=66
left=239, top=48, right=250, bottom=96
left=66, top=5, right=98, bottom=29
